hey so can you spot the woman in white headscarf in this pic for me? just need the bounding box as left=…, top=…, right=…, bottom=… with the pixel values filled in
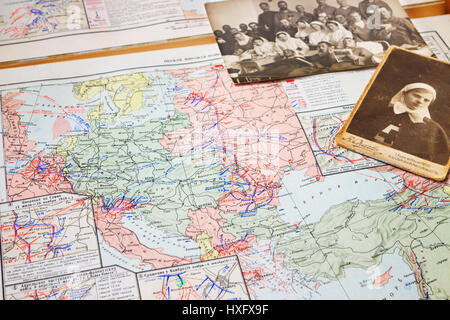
left=325, top=20, right=352, bottom=48
left=294, top=19, right=313, bottom=43
left=308, top=21, right=329, bottom=47
left=388, top=83, right=435, bottom=123
left=232, top=32, right=254, bottom=56
left=274, top=31, right=309, bottom=56
left=366, top=83, right=449, bottom=165
left=251, top=37, right=279, bottom=58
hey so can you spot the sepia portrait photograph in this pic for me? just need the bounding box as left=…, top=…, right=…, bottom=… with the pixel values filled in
left=205, top=0, right=431, bottom=84
left=336, top=46, right=450, bottom=181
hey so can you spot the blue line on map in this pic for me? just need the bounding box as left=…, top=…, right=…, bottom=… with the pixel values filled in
left=67, top=114, right=90, bottom=133
left=229, top=191, right=251, bottom=202
left=30, top=9, right=44, bottom=15
left=68, top=288, right=92, bottom=300
left=36, top=159, right=51, bottom=174
left=410, top=249, right=429, bottom=299
left=216, top=232, right=249, bottom=252
left=413, top=238, right=448, bottom=250
left=201, top=140, right=214, bottom=149
left=385, top=192, right=395, bottom=201
left=11, top=209, right=67, bottom=262
left=100, top=192, right=150, bottom=212
left=43, top=227, right=64, bottom=239
left=238, top=186, right=274, bottom=216
left=201, top=100, right=216, bottom=111
left=196, top=274, right=234, bottom=299
left=202, top=232, right=251, bottom=259
left=311, top=118, right=360, bottom=163
left=204, top=184, right=227, bottom=191
left=386, top=186, right=450, bottom=213
left=12, top=217, right=33, bottom=263
left=157, top=272, right=187, bottom=300
left=330, top=126, right=339, bottom=135
left=44, top=243, right=73, bottom=258
left=257, top=189, right=266, bottom=196
left=210, top=75, right=220, bottom=89
left=36, top=0, right=59, bottom=4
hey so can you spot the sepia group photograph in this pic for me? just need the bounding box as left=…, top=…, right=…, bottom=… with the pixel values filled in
left=336, top=46, right=450, bottom=181
left=205, top=0, right=432, bottom=83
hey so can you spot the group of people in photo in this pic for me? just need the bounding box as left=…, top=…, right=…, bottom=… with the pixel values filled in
left=213, top=0, right=427, bottom=80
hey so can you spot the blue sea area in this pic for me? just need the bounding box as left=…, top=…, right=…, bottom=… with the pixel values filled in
left=278, top=168, right=402, bottom=225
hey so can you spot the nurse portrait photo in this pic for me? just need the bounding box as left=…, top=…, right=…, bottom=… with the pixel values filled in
left=337, top=46, right=450, bottom=181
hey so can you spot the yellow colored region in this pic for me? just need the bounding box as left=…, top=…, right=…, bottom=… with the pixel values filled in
left=73, top=78, right=107, bottom=101
left=197, top=233, right=219, bottom=261
left=74, top=73, right=152, bottom=117
left=443, top=186, right=450, bottom=196
left=55, top=137, right=78, bottom=156
left=88, top=103, right=105, bottom=121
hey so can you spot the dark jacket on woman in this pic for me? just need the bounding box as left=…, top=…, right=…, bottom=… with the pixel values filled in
left=349, top=109, right=450, bottom=165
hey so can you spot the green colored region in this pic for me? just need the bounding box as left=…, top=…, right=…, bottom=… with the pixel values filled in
left=63, top=111, right=225, bottom=235
left=275, top=186, right=450, bottom=299
left=223, top=206, right=296, bottom=241
left=176, top=276, right=186, bottom=288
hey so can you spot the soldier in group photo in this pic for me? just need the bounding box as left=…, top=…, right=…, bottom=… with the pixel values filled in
left=206, top=0, right=430, bottom=83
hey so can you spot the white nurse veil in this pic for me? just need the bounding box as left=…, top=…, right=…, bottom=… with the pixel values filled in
left=389, top=83, right=437, bottom=123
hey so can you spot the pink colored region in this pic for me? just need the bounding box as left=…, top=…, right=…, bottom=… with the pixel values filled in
left=84, top=0, right=110, bottom=28
left=161, top=67, right=317, bottom=246
left=162, top=68, right=315, bottom=174
left=8, top=157, right=193, bottom=268
left=2, top=93, right=36, bottom=160
left=183, top=10, right=207, bottom=19
left=372, top=266, right=393, bottom=287
left=240, top=241, right=295, bottom=295
left=7, top=154, right=73, bottom=201
left=217, top=234, right=256, bottom=258
left=52, top=116, right=72, bottom=140
left=2, top=90, right=191, bottom=268
left=94, top=201, right=190, bottom=269
left=372, top=165, right=449, bottom=191
left=186, top=207, right=235, bottom=247
left=314, top=281, right=322, bottom=290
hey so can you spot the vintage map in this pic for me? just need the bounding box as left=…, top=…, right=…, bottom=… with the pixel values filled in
left=0, top=0, right=217, bottom=63
left=0, top=43, right=449, bottom=300
left=0, top=0, right=214, bottom=43
left=137, top=256, right=249, bottom=300
left=0, top=0, right=89, bottom=41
